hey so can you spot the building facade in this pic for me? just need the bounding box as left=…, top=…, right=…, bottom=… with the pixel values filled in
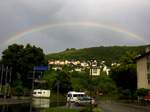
left=91, top=68, right=101, bottom=76
left=136, top=51, right=150, bottom=89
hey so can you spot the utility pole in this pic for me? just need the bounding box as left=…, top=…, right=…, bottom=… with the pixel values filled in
left=0, top=65, right=4, bottom=91
left=32, top=71, right=35, bottom=96
left=4, top=66, right=8, bottom=99
left=90, top=66, right=92, bottom=112
left=9, top=67, right=12, bottom=84
left=88, top=60, right=93, bottom=112
left=30, top=70, right=35, bottom=112
left=56, top=80, right=60, bottom=107
left=8, top=67, right=12, bottom=97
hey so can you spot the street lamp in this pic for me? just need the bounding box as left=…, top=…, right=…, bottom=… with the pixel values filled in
left=88, top=59, right=98, bottom=112
left=88, top=60, right=95, bottom=112
left=89, top=65, right=92, bottom=112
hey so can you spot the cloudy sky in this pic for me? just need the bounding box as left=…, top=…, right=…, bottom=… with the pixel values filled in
left=0, top=0, right=150, bottom=54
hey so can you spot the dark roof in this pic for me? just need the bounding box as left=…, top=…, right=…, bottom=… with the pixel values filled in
left=135, top=50, right=150, bottom=60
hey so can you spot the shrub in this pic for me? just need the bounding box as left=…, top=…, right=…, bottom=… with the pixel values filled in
left=42, top=108, right=78, bottom=112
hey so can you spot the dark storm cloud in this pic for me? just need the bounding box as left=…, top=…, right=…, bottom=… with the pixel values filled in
left=0, top=0, right=150, bottom=54
left=13, top=26, right=145, bottom=53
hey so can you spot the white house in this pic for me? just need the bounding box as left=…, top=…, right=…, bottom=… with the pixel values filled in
left=91, top=68, right=101, bottom=76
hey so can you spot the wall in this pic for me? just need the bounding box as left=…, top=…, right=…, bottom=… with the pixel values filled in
left=137, top=56, right=150, bottom=89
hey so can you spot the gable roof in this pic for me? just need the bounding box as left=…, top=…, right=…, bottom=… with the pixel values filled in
left=135, top=50, right=150, bottom=60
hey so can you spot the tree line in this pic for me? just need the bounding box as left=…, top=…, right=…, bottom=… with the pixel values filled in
left=0, top=43, right=149, bottom=100
left=46, top=46, right=146, bottom=65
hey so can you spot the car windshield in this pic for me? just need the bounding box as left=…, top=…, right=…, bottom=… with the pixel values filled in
left=78, top=96, right=92, bottom=100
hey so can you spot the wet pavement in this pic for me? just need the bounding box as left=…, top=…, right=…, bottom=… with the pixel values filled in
left=0, top=99, right=30, bottom=105
left=1, top=99, right=150, bottom=112
left=99, top=101, right=150, bottom=112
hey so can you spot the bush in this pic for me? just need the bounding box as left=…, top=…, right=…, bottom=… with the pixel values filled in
left=42, top=108, right=78, bottom=112
left=136, top=88, right=149, bottom=97
left=80, top=107, right=102, bottom=112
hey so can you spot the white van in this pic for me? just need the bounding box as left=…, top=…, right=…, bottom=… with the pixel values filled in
left=33, top=89, right=50, bottom=98
left=67, top=91, right=85, bottom=102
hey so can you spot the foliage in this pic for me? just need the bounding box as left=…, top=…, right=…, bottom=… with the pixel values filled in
left=136, top=88, right=149, bottom=97
left=44, top=69, right=118, bottom=97
left=119, top=50, right=137, bottom=64
left=44, top=69, right=118, bottom=98
left=70, top=71, right=118, bottom=98
left=80, top=107, right=102, bottom=112
left=51, top=70, right=72, bottom=93
left=70, top=71, right=89, bottom=91
left=43, top=108, right=79, bottom=112
left=12, top=73, right=24, bottom=96
left=91, top=75, right=118, bottom=96
left=1, top=44, right=46, bottom=88
left=119, top=89, right=134, bottom=99
left=42, top=105, right=102, bottom=112
left=46, top=45, right=146, bottom=65
left=65, top=48, right=76, bottom=51
left=92, top=108, right=103, bottom=112
left=43, top=70, right=58, bottom=89
left=110, top=50, right=138, bottom=99
left=110, top=64, right=137, bottom=91
left=43, top=70, right=73, bottom=93
left=50, top=92, right=66, bottom=103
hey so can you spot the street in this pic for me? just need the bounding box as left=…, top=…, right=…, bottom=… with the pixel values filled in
left=99, top=101, right=150, bottom=112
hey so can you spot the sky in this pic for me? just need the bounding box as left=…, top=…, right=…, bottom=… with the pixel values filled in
left=0, top=0, right=150, bottom=54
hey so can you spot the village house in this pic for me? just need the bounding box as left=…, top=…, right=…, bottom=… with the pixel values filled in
left=91, top=67, right=101, bottom=76
left=48, top=59, right=111, bottom=75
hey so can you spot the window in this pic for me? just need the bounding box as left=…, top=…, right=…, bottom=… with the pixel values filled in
left=68, top=94, right=72, bottom=97
left=147, top=55, right=150, bottom=84
left=38, top=92, right=42, bottom=94
left=148, top=55, right=150, bottom=73
left=92, top=69, right=97, bottom=74
left=148, top=68, right=150, bottom=74
left=148, top=73, right=150, bottom=84
left=80, top=94, right=84, bottom=97
left=73, top=94, right=77, bottom=97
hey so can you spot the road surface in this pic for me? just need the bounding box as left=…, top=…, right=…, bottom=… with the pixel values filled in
left=0, top=98, right=30, bottom=105
left=99, top=101, right=150, bottom=112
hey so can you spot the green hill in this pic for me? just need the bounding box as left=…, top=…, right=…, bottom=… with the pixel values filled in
left=46, top=45, right=148, bottom=64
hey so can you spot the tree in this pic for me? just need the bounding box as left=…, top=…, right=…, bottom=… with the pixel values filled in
left=71, top=71, right=89, bottom=91
left=110, top=64, right=137, bottom=91
left=91, top=75, right=118, bottom=96
left=1, top=44, right=46, bottom=88
left=119, top=51, right=137, bottom=64
left=136, top=88, right=149, bottom=97
left=136, top=88, right=149, bottom=103
left=12, top=73, right=24, bottom=96
left=52, top=70, right=72, bottom=93
left=43, top=70, right=58, bottom=89
left=110, top=51, right=138, bottom=99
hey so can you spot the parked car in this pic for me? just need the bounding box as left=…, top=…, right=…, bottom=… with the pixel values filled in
left=67, top=91, right=86, bottom=102
left=144, top=91, right=150, bottom=101
left=75, top=96, right=97, bottom=107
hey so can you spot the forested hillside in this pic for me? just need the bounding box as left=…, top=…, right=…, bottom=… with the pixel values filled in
left=46, top=45, right=147, bottom=64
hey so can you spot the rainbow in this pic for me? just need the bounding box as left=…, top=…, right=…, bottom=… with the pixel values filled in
left=4, top=21, right=148, bottom=45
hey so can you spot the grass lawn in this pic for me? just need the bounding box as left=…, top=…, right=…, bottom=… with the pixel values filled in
left=42, top=107, right=103, bottom=112
left=42, top=108, right=79, bottom=112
